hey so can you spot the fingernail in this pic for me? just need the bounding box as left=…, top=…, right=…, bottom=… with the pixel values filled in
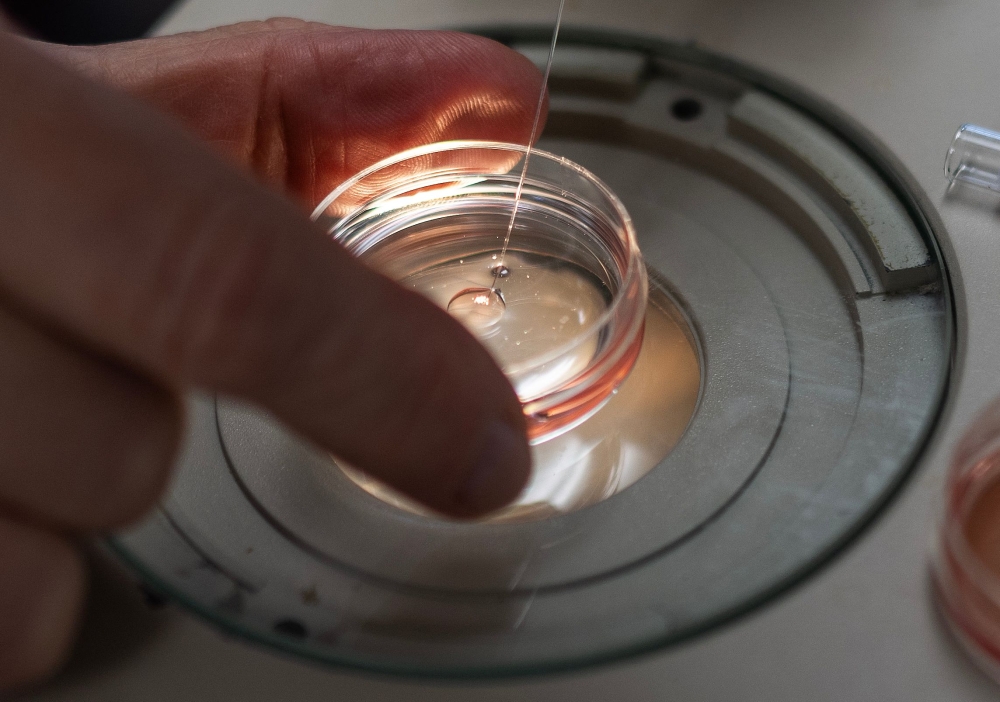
left=456, top=420, right=531, bottom=516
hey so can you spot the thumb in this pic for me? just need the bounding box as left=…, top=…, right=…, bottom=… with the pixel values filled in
left=0, top=32, right=531, bottom=516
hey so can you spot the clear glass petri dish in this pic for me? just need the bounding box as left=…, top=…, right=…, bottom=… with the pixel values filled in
left=311, top=140, right=648, bottom=442
left=934, top=398, right=1000, bottom=681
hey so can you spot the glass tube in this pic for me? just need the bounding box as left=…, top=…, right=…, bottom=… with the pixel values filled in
left=945, top=124, right=1000, bottom=192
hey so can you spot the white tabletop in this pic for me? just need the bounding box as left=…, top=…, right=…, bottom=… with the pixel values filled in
left=23, top=0, right=1000, bottom=699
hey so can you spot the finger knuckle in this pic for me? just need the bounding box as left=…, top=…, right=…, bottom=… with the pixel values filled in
left=134, top=191, right=300, bottom=393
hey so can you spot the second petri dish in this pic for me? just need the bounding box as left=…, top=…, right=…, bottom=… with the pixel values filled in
left=934, top=398, right=1000, bottom=682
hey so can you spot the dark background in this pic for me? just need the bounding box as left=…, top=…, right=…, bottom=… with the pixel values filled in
left=1, top=0, right=179, bottom=44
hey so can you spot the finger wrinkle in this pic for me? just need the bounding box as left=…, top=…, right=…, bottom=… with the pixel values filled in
left=428, top=92, right=529, bottom=139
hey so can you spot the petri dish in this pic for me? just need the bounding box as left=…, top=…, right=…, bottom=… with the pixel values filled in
left=934, top=398, right=1000, bottom=681
left=109, top=29, right=954, bottom=677
left=312, top=140, right=648, bottom=444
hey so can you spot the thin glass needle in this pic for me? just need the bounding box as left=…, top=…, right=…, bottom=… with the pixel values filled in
left=489, top=0, right=567, bottom=294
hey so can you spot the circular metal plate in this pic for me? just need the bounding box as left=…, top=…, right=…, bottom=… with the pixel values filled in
left=109, top=29, right=953, bottom=677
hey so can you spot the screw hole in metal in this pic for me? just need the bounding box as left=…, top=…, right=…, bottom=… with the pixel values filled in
left=671, top=97, right=703, bottom=121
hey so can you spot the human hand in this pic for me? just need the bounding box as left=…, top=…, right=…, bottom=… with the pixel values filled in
left=0, top=21, right=540, bottom=690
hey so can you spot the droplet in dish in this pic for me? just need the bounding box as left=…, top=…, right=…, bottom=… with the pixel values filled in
left=447, top=287, right=506, bottom=334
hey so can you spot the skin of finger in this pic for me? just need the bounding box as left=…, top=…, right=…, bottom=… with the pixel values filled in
left=0, top=517, right=85, bottom=692
left=0, top=304, right=182, bottom=530
left=0, top=32, right=530, bottom=515
left=37, top=20, right=547, bottom=206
